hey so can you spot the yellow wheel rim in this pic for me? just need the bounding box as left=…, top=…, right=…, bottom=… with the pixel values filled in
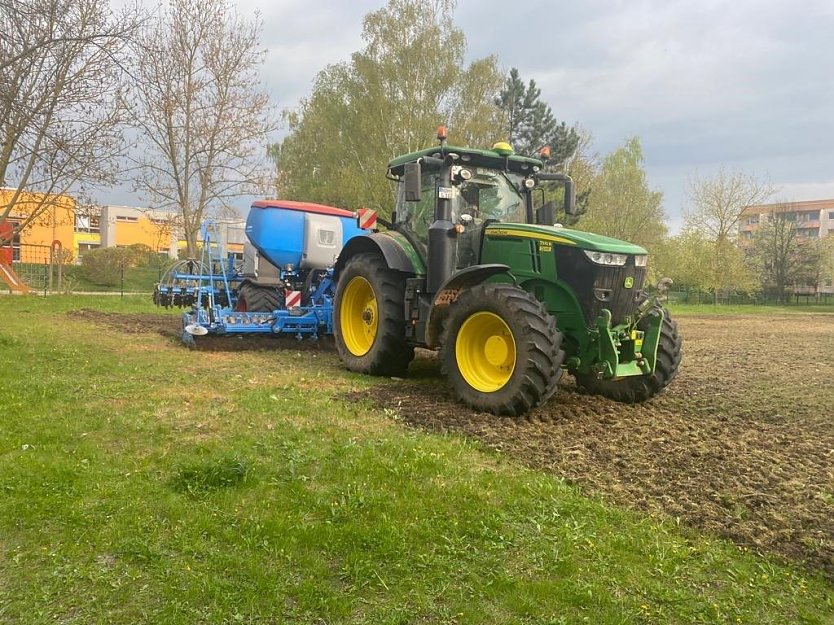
left=455, top=312, right=516, bottom=392
left=340, top=276, right=378, bottom=356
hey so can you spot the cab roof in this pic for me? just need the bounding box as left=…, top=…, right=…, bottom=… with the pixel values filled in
left=387, top=145, right=543, bottom=177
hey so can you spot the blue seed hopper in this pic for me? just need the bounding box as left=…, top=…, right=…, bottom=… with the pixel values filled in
left=152, top=201, right=369, bottom=345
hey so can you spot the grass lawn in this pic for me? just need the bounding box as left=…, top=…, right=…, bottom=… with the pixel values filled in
left=668, top=302, right=834, bottom=316
left=0, top=295, right=832, bottom=624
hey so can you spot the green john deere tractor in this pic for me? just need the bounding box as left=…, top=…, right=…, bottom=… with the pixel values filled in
left=333, top=134, right=682, bottom=416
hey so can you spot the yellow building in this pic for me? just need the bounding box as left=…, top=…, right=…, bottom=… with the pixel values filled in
left=3, top=189, right=245, bottom=265
left=99, top=205, right=180, bottom=258
left=1, top=187, right=76, bottom=263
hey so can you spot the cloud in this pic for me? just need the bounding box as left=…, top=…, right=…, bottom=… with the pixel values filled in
left=102, top=0, right=834, bottom=225
left=456, top=0, right=834, bottom=222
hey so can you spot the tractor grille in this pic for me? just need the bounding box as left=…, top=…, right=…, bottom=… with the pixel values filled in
left=553, top=246, right=647, bottom=326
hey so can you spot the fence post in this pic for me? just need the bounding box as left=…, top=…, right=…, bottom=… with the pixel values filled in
left=48, top=248, right=53, bottom=293
left=52, top=240, right=63, bottom=293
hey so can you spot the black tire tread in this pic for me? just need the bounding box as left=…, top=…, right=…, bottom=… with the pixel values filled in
left=576, top=305, right=682, bottom=403
left=236, top=282, right=283, bottom=313
left=334, top=254, right=414, bottom=376
left=441, top=284, right=565, bottom=416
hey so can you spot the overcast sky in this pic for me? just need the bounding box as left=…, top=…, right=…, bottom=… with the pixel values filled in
left=108, top=0, right=834, bottom=231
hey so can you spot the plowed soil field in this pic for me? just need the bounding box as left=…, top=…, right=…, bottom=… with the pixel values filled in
left=76, top=310, right=834, bottom=578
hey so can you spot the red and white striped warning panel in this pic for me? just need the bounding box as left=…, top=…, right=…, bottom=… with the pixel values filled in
left=285, top=290, right=301, bottom=308
left=357, top=208, right=377, bottom=230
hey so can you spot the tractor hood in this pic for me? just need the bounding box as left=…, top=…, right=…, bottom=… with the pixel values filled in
left=484, top=223, right=647, bottom=255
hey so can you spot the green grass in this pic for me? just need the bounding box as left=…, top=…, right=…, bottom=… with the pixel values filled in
left=668, top=302, right=834, bottom=316
left=2, top=262, right=167, bottom=294
left=0, top=295, right=832, bottom=624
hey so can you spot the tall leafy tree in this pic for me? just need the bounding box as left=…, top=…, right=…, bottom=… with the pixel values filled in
left=0, top=0, right=138, bottom=242
left=278, top=0, right=504, bottom=217
left=579, top=137, right=667, bottom=253
left=494, top=68, right=578, bottom=165
left=127, top=0, right=277, bottom=257
left=748, top=208, right=811, bottom=302
left=682, top=166, right=773, bottom=296
left=686, top=167, right=773, bottom=244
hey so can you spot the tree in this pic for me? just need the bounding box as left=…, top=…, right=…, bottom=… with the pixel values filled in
left=750, top=210, right=798, bottom=302
left=494, top=67, right=579, bottom=165
left=686, top=166, right=774, bottom=244
left=266, top=142, right=283, bottom=198
left=652, top=231, right=712, bottom=292
left=127, top=0, right=277, bottom=257
left=578, top=137, right=667, bottom=252
left=682, top=166, right=773, bottom=299
left=278, top=0, right=504, bottom=217
left=747, top=208, right=824, bottom=303
left=0, top=0, right=137, bottom=244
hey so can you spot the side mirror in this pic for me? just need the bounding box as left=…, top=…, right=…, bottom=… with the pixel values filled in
left=563, top=179, right=576, bottom=216
left=535, top=172, right=576, bottom=216
left=404, top=161, right=421, bottom=202
left=536, top=201, right=557, bottom=226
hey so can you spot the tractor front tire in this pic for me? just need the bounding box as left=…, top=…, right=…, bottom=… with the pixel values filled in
left=235, top=282, right=283, bottom=313
left=441, top=284, right=564, bottom=416
left=334, top=253, right=414, bottom=376
left=575, top=305, right=682, bottom=403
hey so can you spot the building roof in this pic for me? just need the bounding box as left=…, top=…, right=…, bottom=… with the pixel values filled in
left=742, top=198, right=834, bottom=215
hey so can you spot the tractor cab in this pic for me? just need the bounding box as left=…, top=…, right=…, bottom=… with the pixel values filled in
left=392, top=159, right=529, bottom=270
left=386, top=131, right=575, bottom=294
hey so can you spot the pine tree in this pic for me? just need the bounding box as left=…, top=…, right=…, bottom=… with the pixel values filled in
left=494, top=68, right=579, bottom=166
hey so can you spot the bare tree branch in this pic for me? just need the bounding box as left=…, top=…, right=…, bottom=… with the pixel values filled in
left=125, top=0, right=277, bottom=257
left=0, top=0, right=140, bottom=244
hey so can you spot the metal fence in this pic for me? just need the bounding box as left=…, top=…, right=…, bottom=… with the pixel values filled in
left=5, top=243, right=71, bottom=293
left=667, top=287, right=834, bottom=306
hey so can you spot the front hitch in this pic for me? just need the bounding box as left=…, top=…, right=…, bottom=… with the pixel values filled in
left=635, top=277, right=673, bottom=324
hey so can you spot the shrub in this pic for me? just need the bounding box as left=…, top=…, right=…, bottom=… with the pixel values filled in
left=126, top=243, right=154, bottom=267
left=81, top=247, right=141, bottom=286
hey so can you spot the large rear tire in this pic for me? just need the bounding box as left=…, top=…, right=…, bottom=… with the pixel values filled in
left=334, top=253, right=414, bottom=376
left=575, top=305, right=682, bottom=403
left=235, top=282, right=284, bottom=313
left=441, top=284, right=564, bottom=416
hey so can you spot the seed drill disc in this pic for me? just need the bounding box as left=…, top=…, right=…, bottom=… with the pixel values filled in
left=184, top=324, right=209, bottom=336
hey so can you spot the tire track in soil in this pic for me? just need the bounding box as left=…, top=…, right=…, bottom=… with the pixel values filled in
left=351, top=315, right=834, bottom=580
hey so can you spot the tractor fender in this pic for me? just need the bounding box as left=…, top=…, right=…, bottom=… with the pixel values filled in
left=334, top=232, right=418, bottom=279
left=424, top=264, right=511, bottom=348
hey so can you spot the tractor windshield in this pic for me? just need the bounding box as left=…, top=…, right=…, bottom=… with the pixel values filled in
left=394, top=167, right=526, bottom=252
left=453, top=168, right=526, bottom=225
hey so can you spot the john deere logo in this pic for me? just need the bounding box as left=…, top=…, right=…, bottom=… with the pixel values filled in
left=624, top=277, right=634, bottom=289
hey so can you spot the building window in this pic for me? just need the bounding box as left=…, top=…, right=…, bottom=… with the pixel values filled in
left=783, top=212, right=797, bottom=222
left=746, top=216, right=759, bottom=225
left=74, top=215, right=100, bottom=233
left=116, top=215, right=139, bottom=222
left=76, top=242, right=100, bottom=262
left=829, top=211, right=834, bottom=220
